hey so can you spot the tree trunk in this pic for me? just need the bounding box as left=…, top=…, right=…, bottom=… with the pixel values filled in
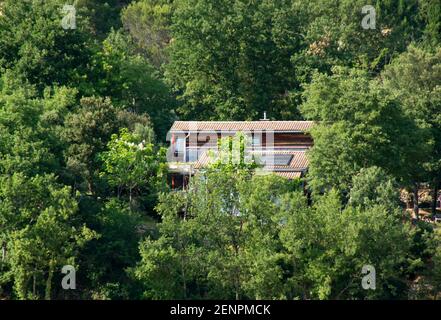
left=45, top=261, right=54, bottom=300
left=177, top=232, right=187, bottom=299
left=87, top=180, right=93, bottom=195
left=180, top=256, right=187, bottom=299
left=432, top=181, right=439, bottom=216
left=33, top=274, right=36, bottom=298
left=1, top=242, right=6, bottom=261
left=413, top=183, right=420, bottom=220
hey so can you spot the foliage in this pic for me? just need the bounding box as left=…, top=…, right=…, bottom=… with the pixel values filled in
left=165, top=0, right=431, bottom=121
left=166, top=0, right=304, bottom=120
left=208, top=132, right=259, bottom=171
left=62, top=97, right=121, bottom=194
left=0, top=0, right=96, bottom=94
left=279, top=189, right=413, bottom=299
left=134, top=165, right=416, bottom=300
left=122, top=0, right=174, bottom=67
left=100, top=128, right=168, bottom=209
left=348, top=166, right=400, bottom=211
left=0, top=0, right=440, bottom=301
left=382, top=45, right=441, bottom=205
left=300, top=67, right=429, bottom=194
left=94, top=30, right=175, bottom=137
left=79, top=199, right=145, bottom=300
left=134, top=168, right=297, bottom=299
left=0, top=174, right=96, bottom=300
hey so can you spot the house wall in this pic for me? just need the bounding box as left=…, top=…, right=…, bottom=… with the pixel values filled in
left=170, top=131, right=313, bottom=163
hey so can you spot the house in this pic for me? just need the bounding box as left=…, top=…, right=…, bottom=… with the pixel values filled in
left=166, top=120, right=314, bottom=188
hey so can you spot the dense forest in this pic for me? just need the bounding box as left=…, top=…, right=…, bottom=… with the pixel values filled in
left=0, top=0, right=440, bottom=300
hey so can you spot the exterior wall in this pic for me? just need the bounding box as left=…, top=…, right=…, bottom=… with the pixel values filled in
left=171, top=131, right=313, bottom=163
left=273, top=133, right=312, bottom=148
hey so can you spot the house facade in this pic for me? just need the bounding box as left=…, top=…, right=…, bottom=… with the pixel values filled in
left=166, top=120, right=314, bottom=188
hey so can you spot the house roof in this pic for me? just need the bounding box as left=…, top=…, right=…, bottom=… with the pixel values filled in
left=170, top=121, right=314, bottom=132
left=273, top=171, right=303, bottom=179
left=193, top=150, right=309, bottom=171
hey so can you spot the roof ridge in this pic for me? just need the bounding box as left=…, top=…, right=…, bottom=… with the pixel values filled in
left=170, top=120, right=315, bottom=132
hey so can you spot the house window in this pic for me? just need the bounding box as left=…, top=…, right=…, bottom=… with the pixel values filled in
left=174, top=137, right=186, bottom=161
left=187, top=149, right=199, bottom=162
left=258, top=154, right=293, bottom=166
left=252, top=135, right=261, bottom=147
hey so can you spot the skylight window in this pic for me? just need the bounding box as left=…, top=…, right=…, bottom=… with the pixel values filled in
left=257, top=154, right=293, bottom=166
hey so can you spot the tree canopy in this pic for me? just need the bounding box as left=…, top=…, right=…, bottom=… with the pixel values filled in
left=0, top=0, right=440, bottom=301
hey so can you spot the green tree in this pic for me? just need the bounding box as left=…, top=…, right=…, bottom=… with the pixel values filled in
left=348, top=166, right=400, bottom=211
left=0, top=0, right=96, bottom=94
left=0, top=75, right=77, bottom=177
left=134, top=167, right=297, bottom=299
left=94, top=30, right=175, bottom=137
left=279, top=189, right=413, bottom=299
left=78, top=0, right=134, bottom=38
left=122, top=0, right=175, bottom=67
left=300, top=67, right=429, bottom=199
left=382, top=45, right=441, bottom=215
left=165, top=0, right=428, bottom=121
left=79, top=199, right=145, bottom=300
left=62, top=97, right=120, bottom=194
left=419, top=0, right=441, bottom=46
left=0, top=173, right=96, bottom=300
left=99, top=128, right=168, bottom=209
left=166, top=0, right=304, bottom=120
left=292, top=0, right=424, bottom=74
left=428, top=228, right=441, bottom=299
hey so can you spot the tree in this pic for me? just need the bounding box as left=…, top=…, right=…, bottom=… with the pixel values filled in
left=79, top=199, right=145, bottom=300
left=300, top=67, right=429, bottom=200
left=62, top=97, right=121, bottom=194
left=292, top=0, right=424, bottom=74
left=0, top=0, right=438, bottom=301
left=348, top=166, right=400, bottom=211
left=165, top=0, right=428, bottom=121
left=419, top=0, right=441, bottom=46
left=209, top=132, right=258, bottom=171
left=382, top=45, right=441, bottom=215
left=133, top=165, right=416, bottom=300
left=0, top=0, right=96, bottom=94
left=166, top=0, right=304, bottom=120
left=121, top=0, right=175, bottom=67
left=0, top=173, right=96, bottom=300
left=279, top=189, right=414, bottom=299
left=99, top=128, right=168, bottom=209
left=0, top=75, right=77, bottom=177
left=428, top=228, right=441, bottom=299
left=133, top=166, right=298, bottom=299
left=78, top=0, right=134, bottom=39
left=94, top=30, right=175, bottom=138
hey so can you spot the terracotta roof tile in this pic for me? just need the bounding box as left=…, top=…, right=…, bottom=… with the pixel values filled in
left=193, top=150, right=309, bottom=171
left=170, top=121, right=314, bottom=132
